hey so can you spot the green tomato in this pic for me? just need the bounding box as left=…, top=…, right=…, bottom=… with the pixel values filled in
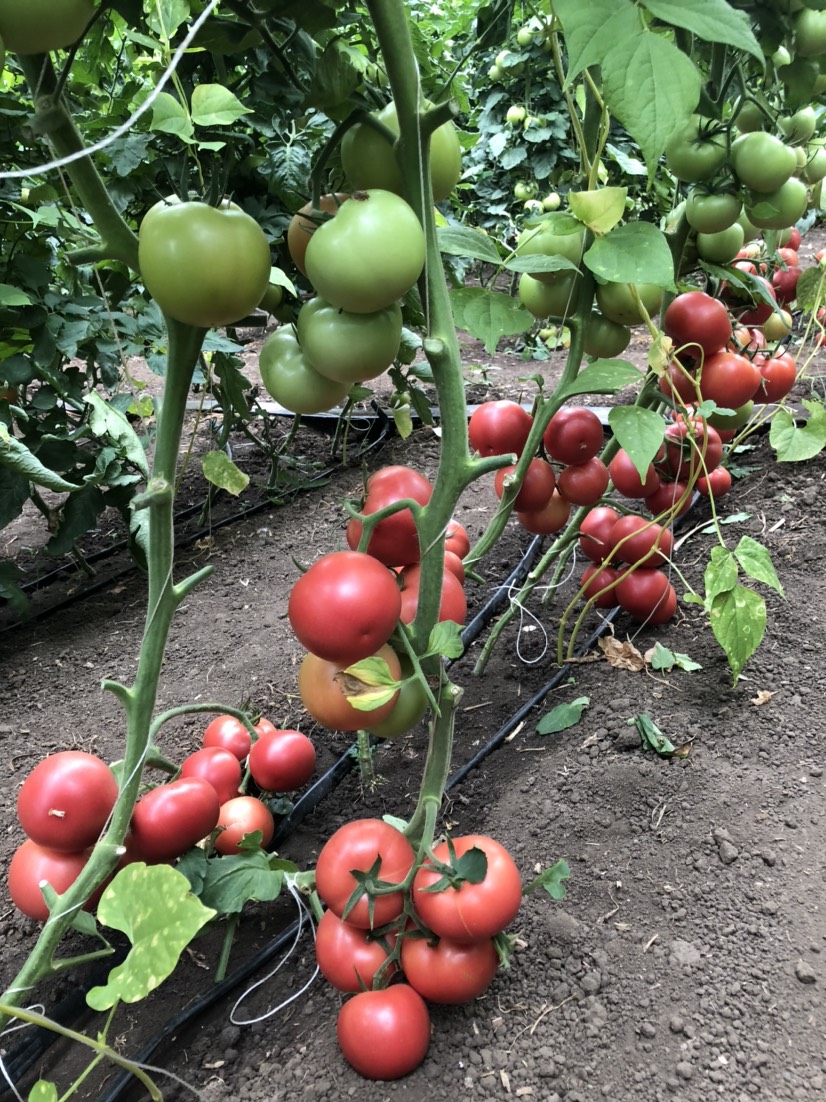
left=516, top=25, right=535, bottom=47
left=778, top=105, right=817, bottom=144
left=488, top=64, right=504, bottom=81
left=696, top=222, right=745, bottom=263
left=138, top=198, right=271, bottom=329
left=772, top=45, right=792, bottom=68
left=735, top=102, right=765, bottom=134
left=737, top=207, right=761, bottom=243
left=518, top=272, right=581, bottom=320
left=506, top=105, right=527, bottom=126
left=259, top=328, right=349, bottom=414
left=304, top=189, right=425, bottom=314
left=523, top=199, right=544, bottom=216
left=515, top=216, right=585, bottom=285
left=685, top=189, right=742, bottom=234
left=801, top=146, right=826, bottom=184
left=582, top=312, right=631, bottom=358
left=794, top=9, right=826, bottom=57
left=296, top=298, right=402, bottom=384
left=707, top=400, right=754, bottom=432
left=745, top=177, right=808, bottom=229
left=0, top=0, right=92, bottom=54
left=595, top=281, right=663, bottom=326
left=341, top=102, right=462, bottom=203
left=542, top=192, right=561, bottom=211
left=731, top=132, right=797, bottom=192
left=258, top=283, right=284, bottom=314
left=664, top=116, right=727, bottom=182
left=514, top=180, right=539, bottom=202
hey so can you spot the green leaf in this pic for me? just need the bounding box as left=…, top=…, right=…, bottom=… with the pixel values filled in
left=559, top=358, right=642, bottom=397
left=607, top=407, right=665, bottom=479
left=391, top=403, right=413, bottom=440
left=795, top=266, right=825, bottom=313
left=0, top=561, right=28, bottom=619
left=196, top=850, right=288, bottom=915
left=642, top=0, right=763, bottom=62
left=0, top=466, right=30, bottom=528
left=709, top=585, right=766, bottom=686
left=699, top=511, right=751, bottom=534
left=45, top=486, right=106, bottom=557
left=602, top=33, right=701, bottom=172
left=605, top=142, right=647, bottom=176
left=704, top=545, right=738, bottom=604
left=449, top=288, right=533, bottom=354
left=338, top=657, right=400, bottom=713
left=633, top=714, right=676, bottom=755
left=148, top=91, right=194, bottom=142
left=437, top=225, right=502, bottom=265
left=647, top=642, right=702, bottom=672
left=382, top=814, right=409, bottom=833
left=27, top=1082, right=58, bottom=1102
left=733, top=535, right=784, bottom=597
left=523, top=858, right=571, bottom=900
left=342, top=656, right=399, bottom=688
left=305, top=41, right=361, bottom=113
left=503, top=254, right=581, bottom=275
left=554, top=0, right=641, bottom=83
left=427, top=620, right=465, bottom=660
left=190, top=84, right=253, bottom=127
left=0, top=427, right=80, bottom=493
left=584, top=222, right=675, bottom=289
left=85, top=393, right=149, bottom=478
left=536, top=696, right=590, bottom=735
left=146, top=0, right=189, bottom=37
left=567, top=188, right=627, bottom=234
left=86, top=864, right=216, bottom=1011
left=0, top=284, right=32, bottom=307
left=770, top=400, right=826, bottom=462
left=202, top=451, right=250, bottom=495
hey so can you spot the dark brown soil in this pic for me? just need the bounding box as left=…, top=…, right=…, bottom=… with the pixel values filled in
left=1, top=244, right=826, bottom=1102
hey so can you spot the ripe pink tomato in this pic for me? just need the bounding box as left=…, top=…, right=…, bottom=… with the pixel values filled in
left=494, top=458, right=555, bottom=511
left=337, top=985, right=430, bottom=1080
left=578, top=506, right=621, bottom=563
left=8, top=840, right=97, bottom=922
left=608, top=450, right=661, bottom=499
left=214, top=796, right=275, bottom=855
left=556, top=457, right=609, bottom=506
left=468, top=400, right=533, bottom=457
left=180, top=746, right=242, bottom=805
left=202, top=715, right=252, bottom=761
left=315, top=908, right=398, bottom=992
left=129, top=777, right=220, bottom=863
left=398, top=564, right=466, bottom=626
left=543, top=406, right=604, bottom=464
left=580, top=564, right=621, bottom=609
left=400, top=933, right=499, bottom=1004
left=616, top=568, right=677, bottom=624
left=248, top=729, right=316, bottom=792
left=516, top=490, right=571, bottom=535
left=17, top=751, right=118, bottom=853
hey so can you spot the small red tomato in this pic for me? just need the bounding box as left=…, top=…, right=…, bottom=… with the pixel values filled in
left=203, top=715, right=252, bottom=761
left=248, top=729, right=316, bottom=792
left=214, top=796, right=275, bottom=855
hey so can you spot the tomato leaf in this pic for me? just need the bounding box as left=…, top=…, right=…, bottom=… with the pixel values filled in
left=567, top=187, right=627, bottom=235
left=536, top=696, right=590, bottom=735
left=448, top=288, right=533, bottom=354
left=427, top=620, right=464, bottom=660
left=733, top=536, right=784, bottom=597
left=522, top=858, right=571, bottom=901
left=584, top=222, right=675, bottom=290
left=0, top=284, right=32, bottom=307
left=553, top=0, right=641, bottom=83
left=149, top=91, right=194, bottom=143
left=195, top=850, right=291, bottom=915
left=190, top=84, right=253, bottom=127
left=703, top=546, right=738, bottom=605
left=341, top=657, right=399, bottom=688
left=503, top=254, right=580, bottom=275
left=607, top=407, right=665, bottom=479
left=770, top=399, right=826, bottom=462
left=436, top=225, right=502, bottom=265
left=708, top=585, right=766, bottom=686
left=559, top=358, right=642, bottom=397
left=794, top=266, right=825, bottom=313
left=643, top=0, right=763, bottom=62
left=646, top=642, right=702, bottom=672
left=632, top=714, right=677, bottom=755
left=86, top=864, right=216, bottom=1011
left=0, top=425, right=80, bottom=493
left=201, top=451, right=250, bottom=496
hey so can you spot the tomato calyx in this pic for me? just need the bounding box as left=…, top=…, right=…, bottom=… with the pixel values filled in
left=342, top=856, right=410, bottom=929
left=417, top=837, right=488, bottom=893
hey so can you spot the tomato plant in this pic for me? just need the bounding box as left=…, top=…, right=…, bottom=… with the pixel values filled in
left=346, top=466, right=433, bottom=567
left=399, top=563, right=467, bottom=626
left=400, top=933, right=499, bottom=1004
left=315, top=908, right=398, bottom=992
left=17, top=751, right=118, bottom=853
left=248, top=729, right=316, bottom=792
left=337, top=985, right=430, bottom=1080
left=214, top=796, right=275, bottom=855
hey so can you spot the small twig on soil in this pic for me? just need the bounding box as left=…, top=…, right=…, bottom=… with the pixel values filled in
left=643, top=933, right=659, bottom=952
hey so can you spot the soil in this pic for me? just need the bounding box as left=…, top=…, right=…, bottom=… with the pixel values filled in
left=1, top=242, right=826, bottom=1102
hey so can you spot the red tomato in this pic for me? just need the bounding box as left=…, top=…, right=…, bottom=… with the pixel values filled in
left=775, top=247, right=799, bottom=267
left=412, top=835, right=522, bottom=943
left=17, top=751, right=118, bottom=854
left=337, top=985, right=430, bottom=1079
left=772, top=265, right=801, bottom=306
left=248, top=729, right=316, bottom=792
left=401, top=934, right=499, bottom=1004
left=556, top=457, right=609, bottom=506
left=315, top=908, right=398, bottom=992
left=516, top=490, right=571, bottom=534
left=315, top=819, right=415, bottom=930
left=468, top=400, right=533, bottom=457
left=202, top=715, right=252, bottom=761
left=615, top=568, right=677, bottom=624
left=288, top=551, right=401, bottom=667
left=608, top=450, right=661, bottom=499
left=663, top=291, right=732, bottom=359
left=659, top=360, right=698, bottom=404
left=786, top=227, right=802, bottom=250
left=444, top=519, right=470, bottom=558
left=214, top=796, right=275, bottom=855
left=543, top=406, right=603, bottom=464
left=698, top=351, right=761, bottom=409
left=398, top=564, right=466, bottom=626
left=608, top=515, right=674, bottom=569
left=661, top=421, right=723, bottom=480
left=697, top=467, right=733, bottom=497
left=444, top=550, right=465, bottom=584
left=8, top=840, right=93, bottom=922
left=580, top=564, right=621, bottom=608
left=346, top=466, right=432, bottom=567
left=129, top=778, right=220, bottom=863
left=754, top=352, right=796, bottom=403
left=578, top=506, right=621, bottom=563
left=180, top=746, right=242, bottom=805
left=731, top=276, right=776, bottom=326
left=494, top=458, right=555, bottom=511
left=644, top=480, right=693, bottom=518
left=298, top=644, right=402, bottom=732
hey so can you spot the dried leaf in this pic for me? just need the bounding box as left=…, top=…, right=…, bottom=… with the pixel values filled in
left=750, top=689, right=776, bottom=706
left=599, top=636, right=645, bottom=671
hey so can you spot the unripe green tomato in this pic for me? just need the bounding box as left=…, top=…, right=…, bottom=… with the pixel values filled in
left=138, top=198, right=272, bottom=329
left=731, top=132, right=797, bottom=192
left=685, top=189, right=742, bottom=234
left=296, top=298, right=402, bottom=384
left=542, top=192, right=562, bottom=211
left=496, top=49, right=523, bottom=74
left=259, top=327, right=349, bottom=414
left=761, top=308, right=793, bottom=341
left=514, top=180, right=539, bottom=202
left=801, top=147, right=826, bottom=184
left=582, top=312, right=631, bottom=358
left=523, top=198, right=545, bottom=216
left=772, top=45, right=792, bottom=68
left=665, top=116, right=727, bottom=182
left=0, top=0, right=93, bottom=54
left=696, top=222, right=745, bottom=262
left=516, top=24, right=535, bottom=47
left=340, top=102, right=462, bottom=203
left=707, top=400, right=754, bottom=432
left=779, top=106, right=817, bottom=144
left=258, top=283, right=284, bottom=314
left=794, top=9, right=826, bottom=57
left=488, top=64, right=503, bottom=81
left=366, top=660, right=428, bottom=738
left=595, top=281, right=663, bottom=326
left=745, top=177, right=808, bottom=229
left=518, top=272, right=581, bottom=319
left=506, top=104, right=527, bottom=126
left=737, top=207, right=762, bottom=243
left=735, top=102, right=765, bottom=134
left=0, top=31, right=4, bottom=75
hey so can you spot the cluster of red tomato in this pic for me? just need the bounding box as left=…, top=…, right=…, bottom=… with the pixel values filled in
left=290, top=465, right=470, bottom=738
left=8, top=717, right=316, bottom=922
left=312, top=819, right=522, bottom=1079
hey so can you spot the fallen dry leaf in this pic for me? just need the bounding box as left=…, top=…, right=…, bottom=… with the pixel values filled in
left=751, top=689, right=777, bottom=706
left=599, top=636, right=646, bottom=671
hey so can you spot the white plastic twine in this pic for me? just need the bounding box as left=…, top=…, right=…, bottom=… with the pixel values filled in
left=229, top=878, right=319, bottom=1026
left=0, top=0, right=222, bottom=181
left=510, top=546, right=581, bottom=665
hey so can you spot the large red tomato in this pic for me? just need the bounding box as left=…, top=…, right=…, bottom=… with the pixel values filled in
left=608, top=450, right=661, bottom=499
left=398, top=564, right=467, bottom=626
left=607, top=515, right=674, bottom=569
left=180, top=747, right=242, bottom=805
left=516, top=490, right=571, bottom=534
left=129, top=778, right=220, bottom=863
left=248, top=729, right=316, bottom=792
left=202, top=715, right=252, bottom=761
left=468, top=400, right=533, bottom=457
left=17, top=751, right=119, bottom=853
left=494, top=458, right=555, bottom=511
left=698, top=351, right=761, bottom=408
left=580, top=564, right=621, bottom=608
left=213, top=796, right=275, bottom=855
left=401, top=933, right=499, bottom=1004
left=556, top=458, right=609, bottom=506
left=346, top=466, right=432, bottom=567
left=8, top=841, right=93, bottom=922
left=578, top=506, right=621, bottom=563
left=337, top=985, right=430, bottom=1080
left=615, top=568, right=677, bottom=624
left=543, top=406, right=604, bottom=464
left=662, top=291, right=732, bottom=358
left=315, top=908, right=398, bottom=992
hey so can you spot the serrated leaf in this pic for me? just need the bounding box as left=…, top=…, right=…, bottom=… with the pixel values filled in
left=190, top=84, right=253, bottom=127
left=795, top=266, right=825, bottom=313
left=646, top=642, right=702, bottom=672
left=559, top=359, right=642, bottom=397
left=196, top=849, right=286, bottom=915
left=607, top=407, right=665, bottom=479
left=427, top=620, right=464, bottom=660
left=305, top=41, right=361, bottom=113
left=503, top=254, right=580, bottom=275
left=202, top=451, right=250, bottom=495
left=85, top=392, right=149, bottom=477
left=709, top=585, right=766, bottom=686
left=87, top=864, right=216, bottom=1011
left=554, top=0, right=641, bottom=83
left=770, top=400, right=826, bottom=462
left=341, top=656, right=399, bottom=688
left=149, top=91, right=194, bottom=142
left=733, top=535, right=784, bottom=597
left=0, top=428, right=80, bottom=493
left=449, top=288, right=533, bottom=354
left=523, top=858, right=570, bottom=900
left=643, top=0, right=763, bottom=62
left=584, top=222, right=675, bottom=289
left=536, top=696, right=590, bottom=735
left=437, top=226, right=502, bottom=265
left=633, top=713, right=677, bottom=755
left=568, top=187, right=627, bottom=234
left=602, top=34, right=701, bottom=172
